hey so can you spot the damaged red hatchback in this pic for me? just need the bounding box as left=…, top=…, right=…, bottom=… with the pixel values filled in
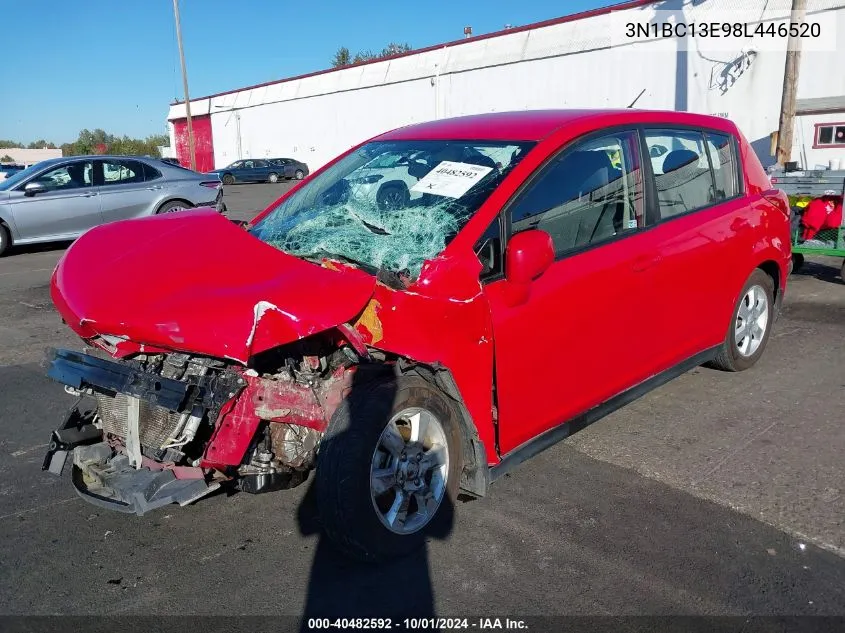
left=44, top=110, right=791, bottom=561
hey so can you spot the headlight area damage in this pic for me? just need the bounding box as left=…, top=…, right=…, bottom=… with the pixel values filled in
left=43, top=335, right=360, bottom=514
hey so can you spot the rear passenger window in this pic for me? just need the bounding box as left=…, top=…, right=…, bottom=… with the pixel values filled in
left=705, top=132, right=738, bottom=201
left=645, top=130, right=714, bottom=219
left=509, top=131, right=645, bottom=257
left=143, top=163, right=162, bottom=182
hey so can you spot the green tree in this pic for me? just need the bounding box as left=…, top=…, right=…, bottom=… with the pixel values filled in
left=0, top=154, right=14, bottom=163
left=337, top=42, right=412, bottom=66
left=0, top=140, right=22, bottom=149
left=60, top=129, right=166, bottom=157
left=381, top=42, right=411, bottom=57
left=352, top=49, right=377, bottom=63
left=27, top=140, right=57, bottom=149
left=331, top=46, right=351, bottom=67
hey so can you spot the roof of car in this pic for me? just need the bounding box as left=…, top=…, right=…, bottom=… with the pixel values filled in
left=375, top=109, right=736, bottom=142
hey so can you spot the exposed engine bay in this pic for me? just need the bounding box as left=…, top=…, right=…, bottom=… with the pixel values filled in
left=43, top=334, right=365, bottom=514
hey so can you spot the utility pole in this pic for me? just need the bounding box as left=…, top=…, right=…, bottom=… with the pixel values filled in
left=776, top=0, right=807, bottom=166
left=173, top=0, right=196, bottom=171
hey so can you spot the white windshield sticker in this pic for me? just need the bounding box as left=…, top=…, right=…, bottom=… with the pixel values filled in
left=410, top=161, right=494, bottom=199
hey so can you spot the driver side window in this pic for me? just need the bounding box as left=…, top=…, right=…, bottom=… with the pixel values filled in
left=31, top=162, right=94, bottom=192
left=509, top=131, right=645, bottom=257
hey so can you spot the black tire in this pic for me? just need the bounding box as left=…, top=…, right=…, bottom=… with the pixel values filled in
left=840, top=259, right=845, bottom=282
left=268, top=172, right=279, bottom=183
left=0, top=223, right=10, bottom=256
left=222, top=173, right=235, bottom=185
left=294, top=169, right=305, bottom=180
left=316, top=376, right=463, bottom=562
left=156, top=199, right=191, bottom=214
left=708, top=268, right=775, bottom=372
left=376, top=184, right=410, bottom=210
left=791, top=253, right=804, bottom=273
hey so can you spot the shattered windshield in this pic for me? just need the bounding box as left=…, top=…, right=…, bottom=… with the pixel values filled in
left=249, top=139, right=535, bottom=279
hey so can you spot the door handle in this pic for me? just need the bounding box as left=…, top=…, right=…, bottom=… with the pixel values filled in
left=146, top=186, right=162, bottom=191
left=83, top=192, right=98, bottom=198
left=632, top=253, right=662, bottom=272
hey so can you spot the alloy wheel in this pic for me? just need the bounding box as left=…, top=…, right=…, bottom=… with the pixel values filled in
left=735, top=284, right=769, bottom=357
left=369, top=407, right=449, bottom=535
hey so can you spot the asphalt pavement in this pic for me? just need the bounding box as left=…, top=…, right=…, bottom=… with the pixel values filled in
left=0, top=183, right=843, bottom=621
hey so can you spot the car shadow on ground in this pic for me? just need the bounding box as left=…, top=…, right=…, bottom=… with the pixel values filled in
left=295, top=370, right=455, bottom=631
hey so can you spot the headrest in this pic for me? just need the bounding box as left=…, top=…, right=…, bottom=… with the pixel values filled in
left=663, top=149, right=700, bottom=173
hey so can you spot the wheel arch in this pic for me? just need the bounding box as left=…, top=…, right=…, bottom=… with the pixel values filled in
left=0, top=217, right=12, bottom=253
left=394, top=358, right=490, bottom=499
left=155, top=197, right=193, bottom=214
left=756, top=259, right=783, bottom=316
left=0, top=209, right=17, bottom=244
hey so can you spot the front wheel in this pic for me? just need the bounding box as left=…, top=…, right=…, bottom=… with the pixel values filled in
left=222, top=173, right=235, bottom=185
left=316, top=376, right=462, bottom=562
left=708, top=268, right=775, bottom=372
left=0, top=224, right=10, bottom=256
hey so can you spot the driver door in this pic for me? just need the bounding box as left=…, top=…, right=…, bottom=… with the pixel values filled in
left=483, top=129, right=666, bottom=455
left=7, top=160, right=103, bottom=241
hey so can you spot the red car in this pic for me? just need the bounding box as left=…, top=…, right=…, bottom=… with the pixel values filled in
left=43, top=110, right=790, bottom=561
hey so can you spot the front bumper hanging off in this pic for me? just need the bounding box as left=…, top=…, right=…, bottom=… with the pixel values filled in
left=41, top=348, right=240, bottom=515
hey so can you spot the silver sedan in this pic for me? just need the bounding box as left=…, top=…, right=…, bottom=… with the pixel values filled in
left=0, top=155, right=226, bottom=256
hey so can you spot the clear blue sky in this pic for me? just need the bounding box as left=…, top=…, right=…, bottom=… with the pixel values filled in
left=0, top=0, right=610, bottom=145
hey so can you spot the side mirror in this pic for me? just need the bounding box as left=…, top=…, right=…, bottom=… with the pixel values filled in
left=505, top=229, right=554, bottom=284
left=24, top=182, right=47, bottom=197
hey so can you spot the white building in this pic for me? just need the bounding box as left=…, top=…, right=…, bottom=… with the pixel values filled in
left=167, top=0, right=845, bottom=174
left=0, top=148, right=62, bottom=167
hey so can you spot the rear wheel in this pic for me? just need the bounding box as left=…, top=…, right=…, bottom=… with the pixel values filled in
left=268, top=172, right=279, bottom=183
left=0, top=223, right=10, bottom=256
left=156, top=200, right=191, bottom=214
left=222, top=173, right=235, bottom=185
left=294, top=169, right=305, bottom=180
left=316, top=376, right=462, bottom=562
left=709, top=268, right=775, bottom=372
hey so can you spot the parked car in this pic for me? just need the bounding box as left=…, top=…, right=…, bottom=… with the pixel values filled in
left=208, top=158, right=308, bottom=185
left=268, top=157, right=309, bottom=181
left=42, top=110, right=790, bottom=562
left=346, top=147, right=497, bottom=210
left=0, top=164, right=25, bottom=182
left=0, top=156, right=225, bottom=256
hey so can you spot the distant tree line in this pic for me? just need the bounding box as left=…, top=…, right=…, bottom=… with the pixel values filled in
left=331, top=42, right=412, bottom=67
left=0, top=130, right=170, bottom=158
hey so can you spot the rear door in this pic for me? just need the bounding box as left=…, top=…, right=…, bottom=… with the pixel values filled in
left=7, top=160, right=102, bottom=240
left=639, top=128, right=747, bottom=366
left=484, top=128, right=667, bottom=454
left=96, top=159, right=158, bottom=223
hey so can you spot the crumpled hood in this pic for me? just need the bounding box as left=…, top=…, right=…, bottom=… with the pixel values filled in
left=51, top=209, right=377, bottom=363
